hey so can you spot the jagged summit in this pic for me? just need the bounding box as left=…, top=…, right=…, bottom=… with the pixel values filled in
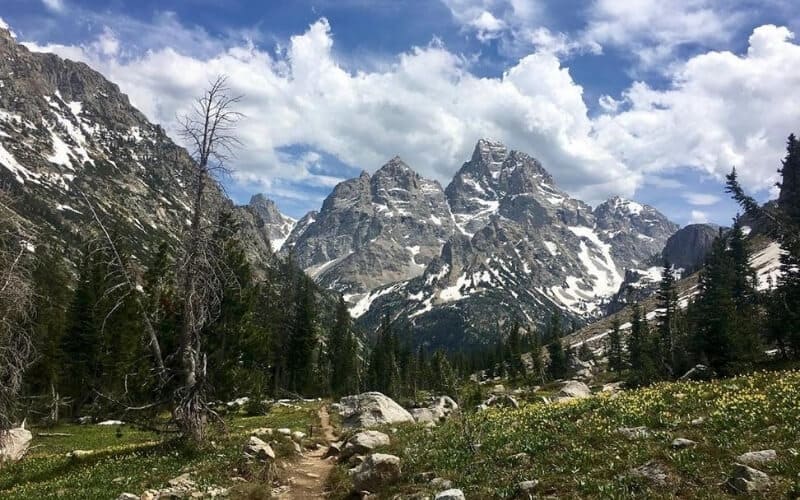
left=245, top=194, right=296, bottom=252
left=279, top=155, right=454, bottom=297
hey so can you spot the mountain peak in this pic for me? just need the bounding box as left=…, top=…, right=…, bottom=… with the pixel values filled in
left=471, top=138, right=507, bottom=165
left=599, top=196, right=647, bottom=215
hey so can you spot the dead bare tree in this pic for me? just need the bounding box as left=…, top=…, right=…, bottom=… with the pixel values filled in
left=0, top=187, right=34, bottom=433
left=174, top=76, right=242, bottom=442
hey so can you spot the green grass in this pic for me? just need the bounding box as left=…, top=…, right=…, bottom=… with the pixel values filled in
left=346, top=370, right=800, bottom=499
left=0, top=401, right=323, bottom=499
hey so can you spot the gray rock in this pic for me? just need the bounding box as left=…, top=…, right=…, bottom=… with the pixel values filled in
left=291, top=431, right=306, bottom=443
left=726, top=463, right=771, bottom=494
left=434, top=489, right=465, bottom=500
left=243, top=436, right=275, bottom=461
left=116, top=494, right=138, bottom=500
left=671, top=438, right=697, bottom=449
left=679, top=364, right=713, bottom=381
left=0, top=427, right=32, bottom=463
left=557, top=380, right=591, bottom=399
left=341, top=430, right=391, bottom=459
left=410, top=407, right=445, bottom=424
left=338, top=392, right=414, bottom=429
left=350, top=453, right=402, bottom=492
left=430, top=478, right=453, bottom=489
left=735, top=450, right=777, bottom=466
left=514, top=480, right=539, bottom=498
left=617, top=426, right=651, bottom=440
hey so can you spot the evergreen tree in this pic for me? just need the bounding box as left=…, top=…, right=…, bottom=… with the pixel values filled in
left=505, top=321, right=525, bottom=378
left=329, top=295, right=356, bottom=397
left=287, top=278, right=318, bottom=394
left=430, top=350, right=457, bottom=396
left=626, top=302, right=659, bottom=386
left=546, top=312, right=568, bottom=379
left=607, top=317, right=625, bottom=372
left=27, top=246, right=70, bottom=400
left=655, top=260, right=678, bottom=376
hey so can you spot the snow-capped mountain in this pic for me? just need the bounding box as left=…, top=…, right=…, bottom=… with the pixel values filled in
left=284, top=139, right=679, bottom=348
left=279, top=156, right=455, bottom=299
left=246, top=194, right=296, bottom=251
left=0, top=28, right=279, bottom=273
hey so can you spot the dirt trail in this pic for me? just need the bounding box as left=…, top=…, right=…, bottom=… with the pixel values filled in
left=276, top=405, right=337, bottom=499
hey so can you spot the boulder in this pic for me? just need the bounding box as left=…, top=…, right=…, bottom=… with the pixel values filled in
left=726, top=463, right=771, bottom=494
left=243, top=436, right=275, bottom=461
left=116, top=494, right=138, bottom=500
left=342, top=430, right=391, bottom=460
left=0, top=427, right=32, bottom=463
left=252, top=427, right=273, bottom=437
left=276, top=428, right=292, bottom=436
left=434, top=489, right=465, bottom=500
left=338, top=392, right=414, bottom=429
left=617, top=426, right=651, bottom=440
left=735, top=450, right=777, bottom=466
left=411, top=407, right=445, bottom=424
left=514, top=480, right=539, bottom=498
left=679, top=364, right=712, bottom=381
left=601, top=382, right=625, bottom=394
left=291, top=431, right=306, bottom=443
left=432, top=396, right=458, bottom=413
left=671, top=438, right=697, bottom=449
left=350, top=453, right=402, bottom=491
left=556, top=380, right=591, bottom=399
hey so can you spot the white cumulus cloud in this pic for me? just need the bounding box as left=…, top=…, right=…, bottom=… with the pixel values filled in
left=17, top=16, right=800, bottom=214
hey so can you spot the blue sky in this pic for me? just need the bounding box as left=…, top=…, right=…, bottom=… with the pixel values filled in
left=2, top=0, right=799, bottom=225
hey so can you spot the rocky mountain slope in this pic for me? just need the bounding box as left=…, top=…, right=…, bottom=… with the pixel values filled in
left=280, top=157, right=455, bottom=299
left=285, top=139, right=679, bottom=349
left=245, top=194, right=296, bottom=251
left=0, top=28, right=284, bottom=275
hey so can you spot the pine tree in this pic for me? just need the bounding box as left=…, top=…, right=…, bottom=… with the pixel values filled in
left=505, top=321, right=525, bottom=378
left=546, top=312, right=568, bottom=379
left=655, top=260, right=678, bottom=377
left=627, top=302, right=647, bottom=385
left=27, top=246, right=70, bottom=401
left=287, top=277, right=318, bottom=394
left=329, top=295, right=354, bottom=397
left=430, top=350, right=457, bottom=396
left=607, top=317, right=625, bottom=372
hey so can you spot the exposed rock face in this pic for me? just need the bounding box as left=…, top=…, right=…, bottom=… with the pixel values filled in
left=245, top=194, right=296, bottom=251
left=0, top=427, right=32, bottom=463
left=337, top=392, right=414, bottom=429
left=280, top=157, right=455, bottom=303
left=662, top=223, right=721, bottom=273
